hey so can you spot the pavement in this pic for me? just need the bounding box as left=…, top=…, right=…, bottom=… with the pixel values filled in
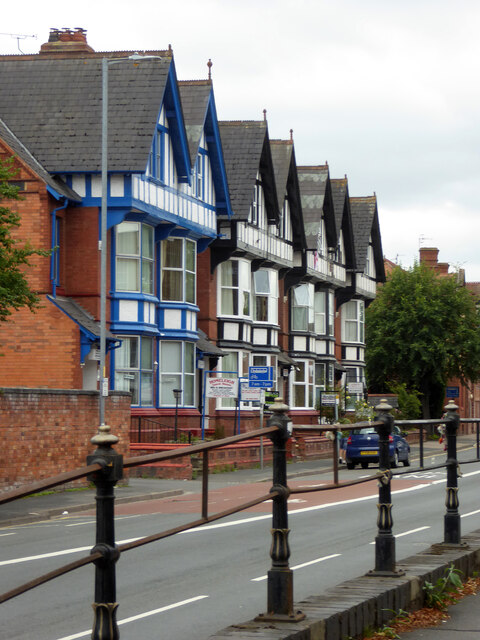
left=397, top=591, right=480, bottom=639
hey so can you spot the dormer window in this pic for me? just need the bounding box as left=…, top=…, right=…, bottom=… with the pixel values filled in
left=194, top=153, right=204, bottom=198
left=147, top=127, right=165, bottom=182
left=250, top=180, right=263, bottom=226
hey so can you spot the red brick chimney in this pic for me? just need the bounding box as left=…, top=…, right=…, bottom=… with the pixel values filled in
left=39, top=28, right=95, bottom=56
left=419, top=247, right=450, bottom=277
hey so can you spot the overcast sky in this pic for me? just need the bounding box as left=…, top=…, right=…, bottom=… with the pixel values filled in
left=3, top=1, right=480, bottom=278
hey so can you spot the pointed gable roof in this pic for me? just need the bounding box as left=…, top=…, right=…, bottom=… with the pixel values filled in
left=0, top=118, right=81, bottom=201
left=178, top=80, right=232, bottom=217
left=178, top=80, right=212, bottom=168
left=270, top=139, right=306, bottom=251
left=350, top=195, right=385, bottom=282
left=0, top=52, right=190, bottom=178
left=219, top=121, right=279, bottom=222
left=297, top=165, right=336, bottom=251
left=331, top=177, right=356, bottom=270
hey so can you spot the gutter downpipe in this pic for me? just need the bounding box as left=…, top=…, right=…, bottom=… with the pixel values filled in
left=50, top=198, right=68, bottom=298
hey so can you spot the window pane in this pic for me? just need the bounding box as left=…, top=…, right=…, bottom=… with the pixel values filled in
left=295, top=362, right=305, bottom=382
left=185, top=271, right=195, bottom=304
left=141, top=337, right=153, bottom=370
left=314, top=292, right=325, bottom=312
left=117, top=222, right=139, bottom=255
left=294, top=284, right=309, bottom=306
left=117, top=337, right=138, bottom=368
left=221, top=351, right=238, bottom=374
left=142, top=259, right=154, bottom=294
left=142, top=225, right=154, bottom=259
left=315, top=363, right=325, bottom=386
left=254, top=270, right=270, bottom=294
left=293, top=307, right=307, bottom=331
left=255, top=296, right=268, bottom=321
left=294, top=385, right=305, bottom=407
left=162, top=238, right=182, bottom=268
left=253, top=355, right=267, bottom=366
left=185, top=240, right=196, bottom=272
left=162, top=270, right=182, bottom=301
left=221, top=261, right=238, bottom=287
left=117, top=258, right=139, bottom=291
left=243, top=291, right=250, bottom=316
left=345, top=322, right=358, bottom=342
left=221, top=288, right=237, bottom=315
left=161, top=342, right=181, bottom=371
left=141, top=372, right=153, bottom=405
left=160, top=374, right=181, bottom=404
left=184, top=342, right=195, bottom=373
left=115, top=371, right=139, bottom=405
left=184, top=374, right=194, bottom=405
left=345, top=301, right=357, bottom=320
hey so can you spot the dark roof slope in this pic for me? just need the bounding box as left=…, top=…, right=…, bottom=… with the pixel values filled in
left=331, top=177, right=356, bottom=270
left=178, top=80, right=212, bottom=168
left=0, top=118, right=81, bottom=201
left=350, top=195, right=385, bottom=281
left=297, top=165, right=336, bottom=251
left=0, top=56, right=172, bottom=173
left=47, top=295, right=114, bottom=339
left=219, top=121, right=278, bottom=222
left=270, top=139, right=306, bottom=251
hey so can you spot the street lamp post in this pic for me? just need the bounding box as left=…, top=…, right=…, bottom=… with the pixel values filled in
left=173, top=389, right=182, bottom=441
left=98, top=53, right=161, bottom=429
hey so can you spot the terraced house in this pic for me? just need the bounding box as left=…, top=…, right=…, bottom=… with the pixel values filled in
left=0, top=28, right=385, bottom=435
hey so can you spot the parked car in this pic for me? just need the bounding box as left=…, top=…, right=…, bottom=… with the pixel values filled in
left=345, top=425, right=410, bottom=470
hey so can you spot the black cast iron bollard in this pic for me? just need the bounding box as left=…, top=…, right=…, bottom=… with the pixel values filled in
left=443, top=401, right=462, bottom=545
left=369, top=400, right=403, bottom=577
left=256, top=399, right=304, bottom=622
left=87, top=424, right=124, bottom=640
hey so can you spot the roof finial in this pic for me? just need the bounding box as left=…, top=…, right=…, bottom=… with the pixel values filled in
left=207, top=58, right=212, bottom=80
left=263, top=108, right=267, bottom=122
left=290, top=129, right=293, bottom=142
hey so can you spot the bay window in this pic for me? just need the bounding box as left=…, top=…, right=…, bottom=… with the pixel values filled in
left=253, top=269, right=278, bottom=324
left=292, top=283, right=314, bottom=332
left=159, top=341, right=195, bottom=406
left=161, top=238, right=196, bottom=304
left=328, top=291, right=335, bottom=337
left=292, top=359, right=314, bottom=408
left=114, top=335, right=154, bottom=406
left=219, top=259, right=251, bottom=317
left=314, top=291, right=326, bottom=334
left=116, top=222, right=154, bottom=294
left=343, top=299, right=365, bottom=343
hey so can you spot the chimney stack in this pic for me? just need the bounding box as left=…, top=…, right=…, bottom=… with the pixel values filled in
left=39, top=27, right=94, bottom=56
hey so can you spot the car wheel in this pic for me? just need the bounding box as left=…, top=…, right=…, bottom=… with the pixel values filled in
left=391, top=451, right=399, bottom=468
left=361, top=461, right=369, bottom=469
left=403, top=453, right=410, bottom=467
left=346, top=461, right=355, bottom=470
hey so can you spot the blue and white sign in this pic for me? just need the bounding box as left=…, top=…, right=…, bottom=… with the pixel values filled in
left=248, top=366, right=274, bottom=388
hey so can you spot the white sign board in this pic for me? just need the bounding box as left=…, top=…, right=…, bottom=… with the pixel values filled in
left=206, top=377, right=238, bottom=398
left=347, top=382, right=364, bottom=394
left=240, top=382, right=263, bottom=402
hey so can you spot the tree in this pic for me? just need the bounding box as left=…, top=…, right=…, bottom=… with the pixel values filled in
left=0, top=157, right=49, bottom=322
left=365, top=262, right=480, bottom=418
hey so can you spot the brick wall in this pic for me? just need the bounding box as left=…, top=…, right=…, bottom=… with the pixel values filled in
left=0, top=388, right=131, bottom=491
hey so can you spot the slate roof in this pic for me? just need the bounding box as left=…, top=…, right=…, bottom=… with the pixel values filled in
left=219, top=121, right=278, bottom=222
left=331, top=177, right=356, bottom=270
left=0, top=55, right=172, bottom=173
left=270, top=139, right=306, bottom=251
left=196, top=329, right=226, bottom=356
left=47, top=295, right=114, bottom=339
left=178, top=80, right=212, bottom=169
left=350, top=195, right=385, bottom=281
left=297, top=165, right=336, bottom=251
left=0, top=118, right=81, bottom=201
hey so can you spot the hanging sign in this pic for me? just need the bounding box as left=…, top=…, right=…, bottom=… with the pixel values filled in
left=206, top=377, right=238, bottom=398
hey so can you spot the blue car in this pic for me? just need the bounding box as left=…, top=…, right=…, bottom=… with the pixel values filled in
left=345, top=425, right=410, bottom=470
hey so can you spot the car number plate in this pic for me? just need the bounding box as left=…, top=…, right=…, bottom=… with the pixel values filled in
left=360, top=451, right=378, bottom=455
